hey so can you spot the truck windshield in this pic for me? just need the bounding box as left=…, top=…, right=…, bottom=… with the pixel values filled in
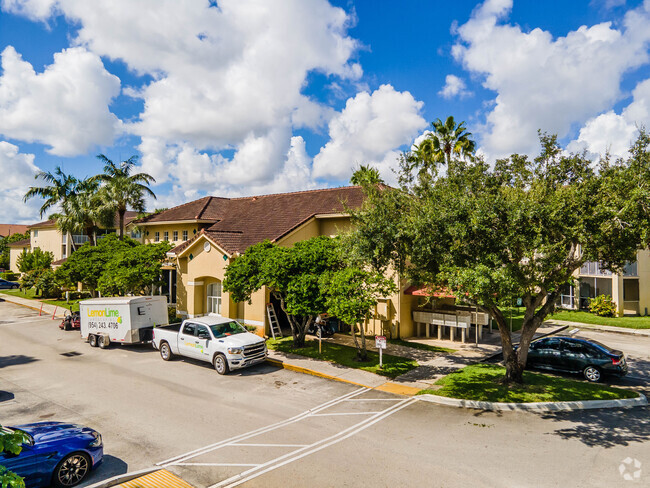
left=210, top=321, right=247, bottom=338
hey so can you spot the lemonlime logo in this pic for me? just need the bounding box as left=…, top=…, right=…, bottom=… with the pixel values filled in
left=87, top=308, right=120, bottom=317
left=117, top=316, right=122, bottom=324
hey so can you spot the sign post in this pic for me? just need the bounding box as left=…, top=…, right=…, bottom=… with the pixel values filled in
left=375, top=335, right=387, bottom=368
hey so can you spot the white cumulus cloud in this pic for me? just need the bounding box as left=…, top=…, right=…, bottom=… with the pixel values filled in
left=0, top=46, right=121, bottom=156
left=313, top=84, right=426, bottom=182
left=568, top=78, right=650, bottom=158
left=452, top=0, right=650, bottom=159
left=439, top=74, right=472, bottom=99
left=0, top=141, right=42, bottom=222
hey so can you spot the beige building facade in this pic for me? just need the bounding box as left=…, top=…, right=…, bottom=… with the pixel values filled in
left=147, top=188, right=437, bottom=340
left=559, top=250, right=649, bottom=316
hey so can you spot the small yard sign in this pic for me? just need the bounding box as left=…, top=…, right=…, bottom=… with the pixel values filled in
left=375, top=335, right=387, bottom=368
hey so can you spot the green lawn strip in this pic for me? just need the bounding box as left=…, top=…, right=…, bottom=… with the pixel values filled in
left=0, top=288, right=79, bottom=312
left=388, top=338, right=456, bottom=355
left=550, top=310, right=650, bottom=329
left=267, top=336, right=418, bottom=379
left=417, top=364, right=638, bottom=402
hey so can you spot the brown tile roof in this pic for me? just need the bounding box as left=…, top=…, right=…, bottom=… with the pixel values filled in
left=134, top=196, right=231, bottom=224
left=7, top=238, right=31, bottom=247
left=28, top=219, right=57, bottom=229
left=0, top=224, right=29, bottom=237
left=52, top=257, right=68, bottom=266
left=171, top=186, right=364, bottom=255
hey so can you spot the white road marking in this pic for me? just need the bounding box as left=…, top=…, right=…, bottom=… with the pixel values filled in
left=231, top=444, right=307, bottom=448
left=310, top=412, right=385, bottom=416
left=157, top=387, right=369, bottom=466
left=174, top=463, right=261, bottom=467
left=210, top=397, right=416, bottom=488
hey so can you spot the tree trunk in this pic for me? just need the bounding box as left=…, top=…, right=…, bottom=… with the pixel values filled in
left=119, top=210, right=125, bottom=240
left=491, top=291, right=560, bottom=385
left=359, top=320, right=368, bottom=361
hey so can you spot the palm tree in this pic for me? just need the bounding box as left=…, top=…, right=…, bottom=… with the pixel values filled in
left=414, top=116, right=476, bottom=170
left=93, top=155, right=156, bottom=239
left=350, top=164, right=383, bottom=186
left=52, top=178, right=114, bottom=247
left=23, top=167, right=78, bottom=218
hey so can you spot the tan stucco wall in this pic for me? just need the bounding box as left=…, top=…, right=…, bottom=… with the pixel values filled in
left=142, top=223, right=209, bottom=246
left=318, top=216, right=353, bottom=237
left=278, top=219, right=320, bottom=247
left=636, top=249, right=650, bottom=316
left=30, top=226, right=63, bottom=261
left=9, top=245, right=30, bottom=272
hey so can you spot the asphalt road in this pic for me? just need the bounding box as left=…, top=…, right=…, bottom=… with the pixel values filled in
left=1, top=300, right=649, bottom=488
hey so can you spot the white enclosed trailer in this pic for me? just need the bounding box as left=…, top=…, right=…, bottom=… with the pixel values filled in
left=79, top=296, right=168, bottom=349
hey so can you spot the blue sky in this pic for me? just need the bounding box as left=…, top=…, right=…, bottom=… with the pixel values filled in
left=1, top=0, right=649, bottom=223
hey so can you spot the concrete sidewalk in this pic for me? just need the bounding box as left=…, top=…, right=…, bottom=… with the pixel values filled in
left=0, top=293, right=69, bottom=318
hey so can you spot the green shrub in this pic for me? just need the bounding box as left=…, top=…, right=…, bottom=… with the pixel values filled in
left=34, top=269, right=62, bottom=299
left=0, top=271, right=19, bottom=281
left=588, top=295, right=617, bottom=317
left=168, top=306, right=182, bottom=324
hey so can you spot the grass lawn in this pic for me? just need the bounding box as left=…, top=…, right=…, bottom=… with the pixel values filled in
left=388, top=338, right=456, bottom=355
left=0, top=288, right=80, bottom=312
left=549, top=310, right=650, bottom=329
left=267, top=336, right=419, bottom=379
left=417, top=363, right=638, bottom=402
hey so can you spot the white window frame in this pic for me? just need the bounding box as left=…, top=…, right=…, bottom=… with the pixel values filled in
left=173, top=231, right=178, bottom=242
left=182, top=230, right=188, bottom=241
left=207, top=282, right=222, bottom=315
left=163, top=231, right=169, bottom=241
left=154, top=231, right=160, bottom=242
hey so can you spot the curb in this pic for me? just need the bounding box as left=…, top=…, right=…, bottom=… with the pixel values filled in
left=0, top=295, right=69, bottom=318
left=84, top=467, right=160, bottom=488
left=265, top=357, right=371, bottom=388
left=417, top=392, right=648, bottom=412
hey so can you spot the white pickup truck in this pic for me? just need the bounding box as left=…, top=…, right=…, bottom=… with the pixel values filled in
left=152, top=315, right=267, bottom=374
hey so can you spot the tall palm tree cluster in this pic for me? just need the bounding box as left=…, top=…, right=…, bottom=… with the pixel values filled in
left=412, top=116, right=476, bottom=172
left=23, top=155, right=156, bottom=247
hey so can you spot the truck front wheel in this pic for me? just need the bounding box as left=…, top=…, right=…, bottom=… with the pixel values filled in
left=160, top=342, right=173, bottom=361
left=88, top=335, right=98, bottom=347
left=213, top=354, right=229, bottom=375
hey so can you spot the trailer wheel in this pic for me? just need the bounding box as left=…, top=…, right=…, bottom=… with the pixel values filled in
left=160, top=342, right=173, bottom=361
left=213, top=353, right=229, bottom=375
left=88, top=334, right=98, bottom=347
left=98, top=335, right=110, bottom=349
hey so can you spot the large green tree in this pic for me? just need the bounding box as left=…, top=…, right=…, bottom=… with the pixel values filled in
left=23, top=167, right=77, bottom=218
left=349, top=126, right=650, bottom=384
left=224, top=237, right=342, bottom=347
left=93, top=155, right=156, bottom=239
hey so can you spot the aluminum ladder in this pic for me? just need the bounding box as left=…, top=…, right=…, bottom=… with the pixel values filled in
left=266, top=303, right=283, bottom=339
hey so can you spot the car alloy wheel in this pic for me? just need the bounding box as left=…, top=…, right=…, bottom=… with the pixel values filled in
left=584, top=365, right=601, bottom=382
left=214, top=354, right=229, bottom=375
left=160, top=342, right=172, bottom=361
left=55, top=453, right=90, bottom=487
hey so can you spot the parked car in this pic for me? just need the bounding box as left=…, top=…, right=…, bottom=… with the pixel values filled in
left=525, top=336, right=627, bottom=382
left=60, top=311, right=81, bottom=331
left=0, top=422, right=103, bottom=488
left=152, top=315, right=267, bottom=374
left=0, top=278, right=19, bottom=290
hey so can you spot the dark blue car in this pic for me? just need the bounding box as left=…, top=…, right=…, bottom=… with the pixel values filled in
left=0, top=278, right=19, bottom=289
left=0, top=422, right=103, bottom=487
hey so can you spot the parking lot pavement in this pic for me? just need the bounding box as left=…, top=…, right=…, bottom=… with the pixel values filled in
left=3, top=300, right=650, bottom=488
